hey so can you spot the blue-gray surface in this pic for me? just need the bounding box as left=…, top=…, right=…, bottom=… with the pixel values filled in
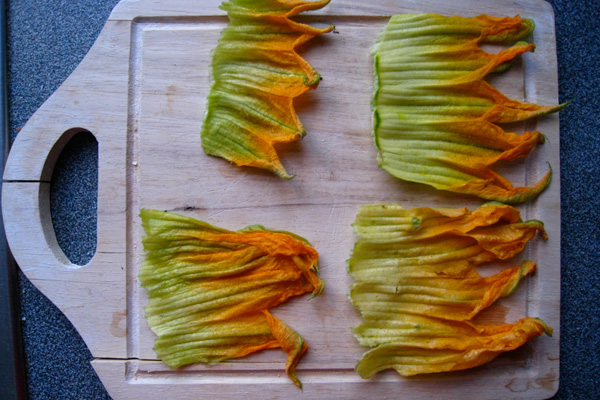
left=6, top=0, right=599, bottom=399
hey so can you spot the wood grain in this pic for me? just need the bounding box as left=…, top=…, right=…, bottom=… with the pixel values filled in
left=2, top=0, right=560, bottom=398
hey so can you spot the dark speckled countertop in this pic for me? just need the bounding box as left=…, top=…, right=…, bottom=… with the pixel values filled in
left=5, top=0, right=599, bottom=398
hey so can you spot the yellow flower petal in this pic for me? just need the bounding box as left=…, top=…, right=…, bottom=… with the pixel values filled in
left=349, top=203, right=551, bottom=376
left=140, top=209, right=322, bottom=387
left=201, top=0, right=333, bottom=178
left=355, top=317, right=551, bottom=377
left=372, top=13, right=565, bottom=203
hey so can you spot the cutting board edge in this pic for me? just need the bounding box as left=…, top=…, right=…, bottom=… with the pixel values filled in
left=92, top=358, right=559, bottom=399
left=107, top=0, right=557, bottom=20
left=3, top=16, right=133, bottom=358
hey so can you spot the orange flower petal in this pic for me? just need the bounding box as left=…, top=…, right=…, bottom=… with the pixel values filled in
left=140, top=209, right=322, bottom=387
left=355, top=317, right=551, bottom=377
left=349, top=203, right=551, bottom=376
left=372, top=13, right=565, bottom=203
left=201, top=0, right=333, bottom=178
left=264, top=310, right=309, bottom=389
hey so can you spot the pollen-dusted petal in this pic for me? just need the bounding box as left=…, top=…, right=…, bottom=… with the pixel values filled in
left=372, top=13, right=565, bottom=203
left=349, top=203, right=551, bottom=376
left=139, top=209, right=322, bottom=387
left=201, top=0, right=334, bottom=179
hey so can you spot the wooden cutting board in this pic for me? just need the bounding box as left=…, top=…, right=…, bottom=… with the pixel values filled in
left=2, top=0, right=561, bottom=398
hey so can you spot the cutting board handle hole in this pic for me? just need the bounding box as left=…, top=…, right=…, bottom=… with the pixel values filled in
left=46, top=129, right=98, bottom=266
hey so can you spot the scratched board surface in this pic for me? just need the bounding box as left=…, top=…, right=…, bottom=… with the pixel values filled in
left=2, top=0, right=561, bottom=398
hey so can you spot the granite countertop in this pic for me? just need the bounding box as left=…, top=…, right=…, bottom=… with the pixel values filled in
left=6, top=0, right=599, bottom=398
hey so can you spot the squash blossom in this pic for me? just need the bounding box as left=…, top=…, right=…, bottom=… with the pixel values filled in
left=348, top=203, right=552, bottom=377
left=139, top=209, right=323, bottom=388
left=371, top=14, right=566, bottom=203
left=201, top=0, right=334, bottom=179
